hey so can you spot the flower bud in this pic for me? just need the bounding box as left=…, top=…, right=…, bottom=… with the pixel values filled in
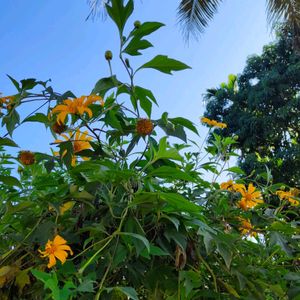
left=134, top=20, right=141, bottom=29
left=105, top=50, right=113, bottom=61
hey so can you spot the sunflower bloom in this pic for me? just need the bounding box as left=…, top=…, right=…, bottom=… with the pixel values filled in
left=276, top=188, right=300, bottom=206
left=39, top=235, right=73, bottom=268
left=237, top=183, right=263, bottom=211
left=52, top=95, right=103, bottom=124
left=54, top=130, right=92, bottom=166
left=239, top=218, right=257, bottom=237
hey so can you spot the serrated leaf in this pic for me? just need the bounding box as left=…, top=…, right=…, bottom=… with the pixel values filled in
left=153, top=136, right=182, bottom=162
left=106, top=0, right=134, bottom=34
left=23, top=113, right=49, bottom=124
left=138, top=55, right=191, bottom=74
left=123, top=37, right=153, bottom=56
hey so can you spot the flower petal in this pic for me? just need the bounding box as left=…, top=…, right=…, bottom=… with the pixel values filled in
left=47, top=254, right=56, bottom=268
left=53, top=235, right=67, bottom=246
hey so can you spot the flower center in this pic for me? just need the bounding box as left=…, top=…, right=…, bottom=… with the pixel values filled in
left=46, top=243, right=57, bottom=254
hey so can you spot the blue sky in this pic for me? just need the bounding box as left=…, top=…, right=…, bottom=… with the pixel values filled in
left=0, top=0, right=273, bottom=155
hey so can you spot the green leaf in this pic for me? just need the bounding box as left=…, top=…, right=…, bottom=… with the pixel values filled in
left=7, top=74, right=20, bottom=91
left=106, top=0, right=134, bottom=34
left=106, top=287, right=138, bottom=300
left=160, top=193, right=201, bottom=215
left=138, top=55, right=191, bottom=74
left=216, top=242, right=232, bottom=269
left=92, top=75, right=121, bottom=97
left=153, top=137, right=182, bottom=162
left=120, top=232, right=150, bottom=252
left=147, top=166, right=195, bottom=182
left=134, top=86, right=157, bottom=117
left=225, top=166, right=245, bottom=175
left=23, top=113, right=49, bottom=124
left=0, top=175, right=22, bottom=188
left=0, top=137, right=19, bottom=147
left=131, top=22, right=165, bottom=38
left=169, top=117, right=198, bottom=135
left=20, top=78, right=38, bottom=90
left=157, top=120, right=187, bottom=142
left=15, top=270, right=30, bottom=294
left=123, top=37, right=153, bottom=56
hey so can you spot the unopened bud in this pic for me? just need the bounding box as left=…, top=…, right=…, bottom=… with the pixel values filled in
left=125, top=58, right=130, bottom=68
left=134, top=20, right=141, bottom=29
left=105, top=50, right=113, bottom=61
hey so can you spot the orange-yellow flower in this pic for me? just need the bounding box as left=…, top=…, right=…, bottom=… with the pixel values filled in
left=239, top=218, right=257, bottom=237
left=276, top=188, right=300, bottom=206
left=237, top=183, right=263, bottom=211
left=54, top=130, right=92, bottom=166
left=39, top=235, right=73, bottom=268
left=200, top=117, right=227, bottom=129
left=52, top=95, right=103, bottom=124
left=0, top=95, right=15, bottom=111
left=220, top=180, right=235, bottom=191
left=220, top=180, right=245, bottom=193
left=136, top=118, right=154, bottom=136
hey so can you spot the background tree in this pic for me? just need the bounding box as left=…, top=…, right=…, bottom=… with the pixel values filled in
left=204, top=28, right=300, bottom=186
left=87, top=0, right=300, bottom=46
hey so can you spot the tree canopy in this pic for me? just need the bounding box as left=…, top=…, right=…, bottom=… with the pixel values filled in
left=204, top=28, right=300, bottom=186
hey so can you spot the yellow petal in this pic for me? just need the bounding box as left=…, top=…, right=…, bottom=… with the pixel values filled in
left=53, top=235, right=67, bottom=246
left=54, top=250, right=68, bottom=265
left=47, top=254, right=56, bottom=268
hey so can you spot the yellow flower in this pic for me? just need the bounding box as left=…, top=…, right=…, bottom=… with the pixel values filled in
left=238, top=218, right=257, bottom=237
left=39, top=235, right=73, bottom=268
left=276, top=188, right=300, bottom=206
left=237, top=183, right=263, bottom=211
left=200, top=117, right=227, bottom=129
left=0, top=95, right=15, bottom=111
left=54, top=130, right=92, bottom=166
left=52, top=95, right=103, bottom=124
left=220, top=180, right=245, bottom=193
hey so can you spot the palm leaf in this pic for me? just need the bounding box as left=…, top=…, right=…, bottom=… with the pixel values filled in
left=86, top=0, right=110, bottom=20
left=177, top=0, right=223, bottom=40
left=266, top=0, right=300, bottom=49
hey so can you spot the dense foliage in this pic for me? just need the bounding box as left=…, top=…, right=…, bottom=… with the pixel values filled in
left=0, top=1, right=299, bottom=299
left=204, top=29, right=300, bottom=186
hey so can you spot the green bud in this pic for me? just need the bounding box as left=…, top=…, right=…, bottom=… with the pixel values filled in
left=125, top=58, right=130, bottom=68
left=134, top=20, right=141, bottom=29
left=105, top=50, right=113, bottom=61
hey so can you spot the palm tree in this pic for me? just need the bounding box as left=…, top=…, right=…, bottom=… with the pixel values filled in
left=87, top=0, right=300, bottom=45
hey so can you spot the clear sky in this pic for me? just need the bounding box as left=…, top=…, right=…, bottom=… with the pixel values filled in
left=0, top=0, right=273, bottom=155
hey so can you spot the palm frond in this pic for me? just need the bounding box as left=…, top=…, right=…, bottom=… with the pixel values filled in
left=266, top=0, right=300, bottom=50
left=177, top=0, right=223, bottom=41
left=86, top=0, right=110, bottom=20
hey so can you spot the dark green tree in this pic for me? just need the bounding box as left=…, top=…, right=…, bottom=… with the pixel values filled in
left=204, top=28, right=300, bottom=186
